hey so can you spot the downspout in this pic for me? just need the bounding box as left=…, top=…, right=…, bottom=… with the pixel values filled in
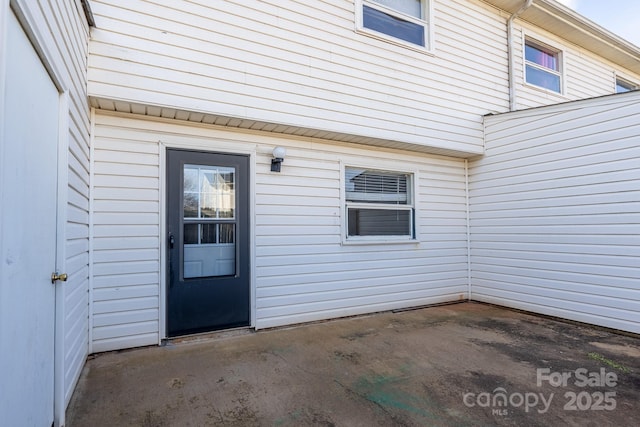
left=508, top=0, right=533, bottom=111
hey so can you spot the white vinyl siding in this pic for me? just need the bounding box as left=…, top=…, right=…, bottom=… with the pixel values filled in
left=87, top=0, right=640, bottom=153
left=12, top=0, right=92, bottom=411
left=91, top=112, right=469, bottom=348
left=470, top=91, right=640, bottom=334
left=87, top=0, right=515, bottom=156
left=257, top=146, right=468, bottom=329
left=92, top=123, right=161, bottom=352
left=85, top=0, right=640, bottom=351
left=514, top=25, right=640, bottom=109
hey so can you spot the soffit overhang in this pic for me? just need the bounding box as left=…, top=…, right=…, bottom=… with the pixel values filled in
left=90, top=98, right=483, bottom=158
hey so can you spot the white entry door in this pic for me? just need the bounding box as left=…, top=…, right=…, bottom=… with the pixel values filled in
left=0, top=10, right=60, bottom=426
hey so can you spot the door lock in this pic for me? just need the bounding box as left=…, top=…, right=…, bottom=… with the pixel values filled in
left=51, top=272, right=68, bottom=284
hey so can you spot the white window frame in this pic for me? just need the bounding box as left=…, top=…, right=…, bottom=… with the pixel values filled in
left=355, top=0, right=434, bottom=53
left=523, top=37, right=564, bottom=94
left=615, top=75, right=637, bottom=93
left=341, top=163, right=418, bottom=245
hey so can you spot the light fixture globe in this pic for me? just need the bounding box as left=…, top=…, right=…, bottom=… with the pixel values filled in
left=271, top=146, right=286, bottom=172
left=272, top=146, right=286, bottom=159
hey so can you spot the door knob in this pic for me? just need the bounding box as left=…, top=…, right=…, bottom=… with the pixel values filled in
left=51, top=272, right=68, bottom=284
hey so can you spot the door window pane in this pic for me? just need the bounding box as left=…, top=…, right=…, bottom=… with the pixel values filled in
left=218, top=170, right=235, bottom=218
left=183, top=168, right=199, bottom=218
left=200, top=223, right=217, bottom=244
left=183, top=164, right=237, bottom=278
left=183, top=224, right=199, bottom=244
left=200, top=171, right=217, bottom=218
left=219, top=224, right=235, bottom=244
left=183, top=168, right=198, bottom=192
left=184, top=165, right=236, bottom=219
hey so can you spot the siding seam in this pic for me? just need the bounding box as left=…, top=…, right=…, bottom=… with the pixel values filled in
left=465, top=158, right=471, bottom=301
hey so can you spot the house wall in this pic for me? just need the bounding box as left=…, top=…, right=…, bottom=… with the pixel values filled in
left=512, top=21, right=640, bottom=109
left=469, top=91, right=640, bottom=334
left=86, top=0, right=640, bottom=157
left=91, top=111, right=469, bottom=352
left=87, top=0, right=512, bottom=155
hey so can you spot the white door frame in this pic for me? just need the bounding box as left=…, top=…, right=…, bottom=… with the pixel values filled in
left=158, top=138, right=257, bottom=340
left=5, top=1, right=70, bottom=425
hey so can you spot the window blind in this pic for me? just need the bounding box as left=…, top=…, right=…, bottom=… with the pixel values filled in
left=345, top=167, right=409, bottom=204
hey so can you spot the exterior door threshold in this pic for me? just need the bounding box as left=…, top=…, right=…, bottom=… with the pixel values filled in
left=162, top=326, right=254, bottom=346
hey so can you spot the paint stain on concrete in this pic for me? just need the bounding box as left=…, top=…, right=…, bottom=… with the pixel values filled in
left=352, top=374, right=436, bottom=421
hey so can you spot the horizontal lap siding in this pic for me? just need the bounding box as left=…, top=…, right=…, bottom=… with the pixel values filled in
left=59, top=0, right=92, bottom=404
left=513, top=23, right=640, bottom=109
left=254, top=140, right=469, bottom=328
left=470, top=93, right=640, bottom=333
left=92, top=123, right=161, bottom=352
left=87, top=0, right=510, bottom=154
left=93, top=113, right=468, bottom=344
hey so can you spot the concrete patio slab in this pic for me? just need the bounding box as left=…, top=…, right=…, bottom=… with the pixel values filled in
left=66, top=302, right=639, bottom=426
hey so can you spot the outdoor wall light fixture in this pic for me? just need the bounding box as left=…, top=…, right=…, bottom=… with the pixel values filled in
left=271, top=146, right=286, bottom=172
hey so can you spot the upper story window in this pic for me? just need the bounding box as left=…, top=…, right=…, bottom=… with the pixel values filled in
left=525, top=39, right=562, bottom=93
left=344, top=166, right=415, bottom=242
left=357, top=0, right=430, bottom=49
left=616, top=78, right=637, bottom=93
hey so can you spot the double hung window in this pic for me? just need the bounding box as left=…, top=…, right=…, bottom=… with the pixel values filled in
left=525, top=39, right=562, bottom=93
left=344, top=167, right=415, bottom=241
left=358, top=0, right=430, bottom=49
